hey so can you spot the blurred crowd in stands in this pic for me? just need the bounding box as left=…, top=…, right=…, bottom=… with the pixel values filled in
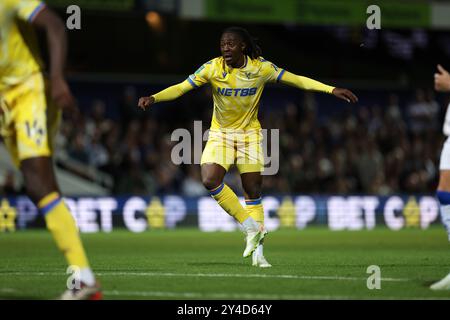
left=2, top=84, right=447, bottom=196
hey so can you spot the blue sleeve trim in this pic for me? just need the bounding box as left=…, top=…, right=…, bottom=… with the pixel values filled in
left=187, top=76, right=199, bottom=88
left=276, top=69, right=285, bottom=83
left=28, top=3, right=46, bottom=22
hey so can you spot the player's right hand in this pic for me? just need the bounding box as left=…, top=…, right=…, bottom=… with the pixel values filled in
left=332, top=88, right=359, bottom=103
left=138, top=96, right=155, bottom=110
left=50, top=76, right=79, bottom=118
left=435, top=64, right=450, bottom=92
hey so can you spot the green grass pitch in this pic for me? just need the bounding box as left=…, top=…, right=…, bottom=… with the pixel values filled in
left=0, top=227, right=449, bottom=300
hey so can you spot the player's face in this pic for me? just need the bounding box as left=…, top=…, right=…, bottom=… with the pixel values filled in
left=220, top=32, right=245, bottom=67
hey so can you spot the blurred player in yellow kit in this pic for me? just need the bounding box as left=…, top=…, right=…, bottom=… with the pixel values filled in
left=139, top=27, right=358, bottom=267
left=0, top=0, right=101, bottom=299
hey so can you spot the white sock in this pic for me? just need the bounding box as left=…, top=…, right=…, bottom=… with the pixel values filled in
left=440, top=205, right=450, bottom=242
left=80, top=268, right=95, bottom=286
left=256, top=244, right=263, bottom=256
left=242, top=217, right=259, bottom=233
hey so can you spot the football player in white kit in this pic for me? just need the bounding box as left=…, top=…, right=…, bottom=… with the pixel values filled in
left=430, top=64, right=450, bottom=291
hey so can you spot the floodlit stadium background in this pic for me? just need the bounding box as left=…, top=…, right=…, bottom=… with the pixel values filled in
left=1, top=0, right=450, bottom=233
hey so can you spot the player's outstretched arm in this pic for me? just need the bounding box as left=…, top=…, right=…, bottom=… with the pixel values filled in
left=279, top=71, right=358, bottom=103
left=138, top=80, right=194, bottom=110
left=435, top=64, right=450, bottom=92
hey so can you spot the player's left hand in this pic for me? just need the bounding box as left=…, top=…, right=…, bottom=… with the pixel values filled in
left=435, top=64, right=450, bottom=92
left=332, top=88, right=358, bottom=103
left=50, top=76, right=79, bottom=116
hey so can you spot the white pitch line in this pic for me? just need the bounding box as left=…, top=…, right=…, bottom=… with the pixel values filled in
left=104, top=290, right=353, bottom=300
left=0, top=271, right=409, bottom=282
left=97, top=272, right=410, bottom=282
left=104, top=290, right=450, bottom=300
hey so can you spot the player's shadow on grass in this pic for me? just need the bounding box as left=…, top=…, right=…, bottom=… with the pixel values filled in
left=187, top=262, right=243, bottom=267
left=422, top=280, right=438, bottom=287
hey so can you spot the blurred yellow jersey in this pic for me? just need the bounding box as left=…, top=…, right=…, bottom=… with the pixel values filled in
left=187, top=56, right=284, bottom=130
left=0, top=0, right=45, bottom=92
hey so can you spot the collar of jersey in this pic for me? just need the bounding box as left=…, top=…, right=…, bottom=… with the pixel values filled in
left=223, top=55, right=248, bottom=74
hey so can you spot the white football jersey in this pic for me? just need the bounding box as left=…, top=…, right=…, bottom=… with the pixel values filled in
left=444, top=103, right=450, bottom=136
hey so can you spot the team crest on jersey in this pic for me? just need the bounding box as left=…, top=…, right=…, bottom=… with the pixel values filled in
left=245, top=72, right=252, bottom=79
